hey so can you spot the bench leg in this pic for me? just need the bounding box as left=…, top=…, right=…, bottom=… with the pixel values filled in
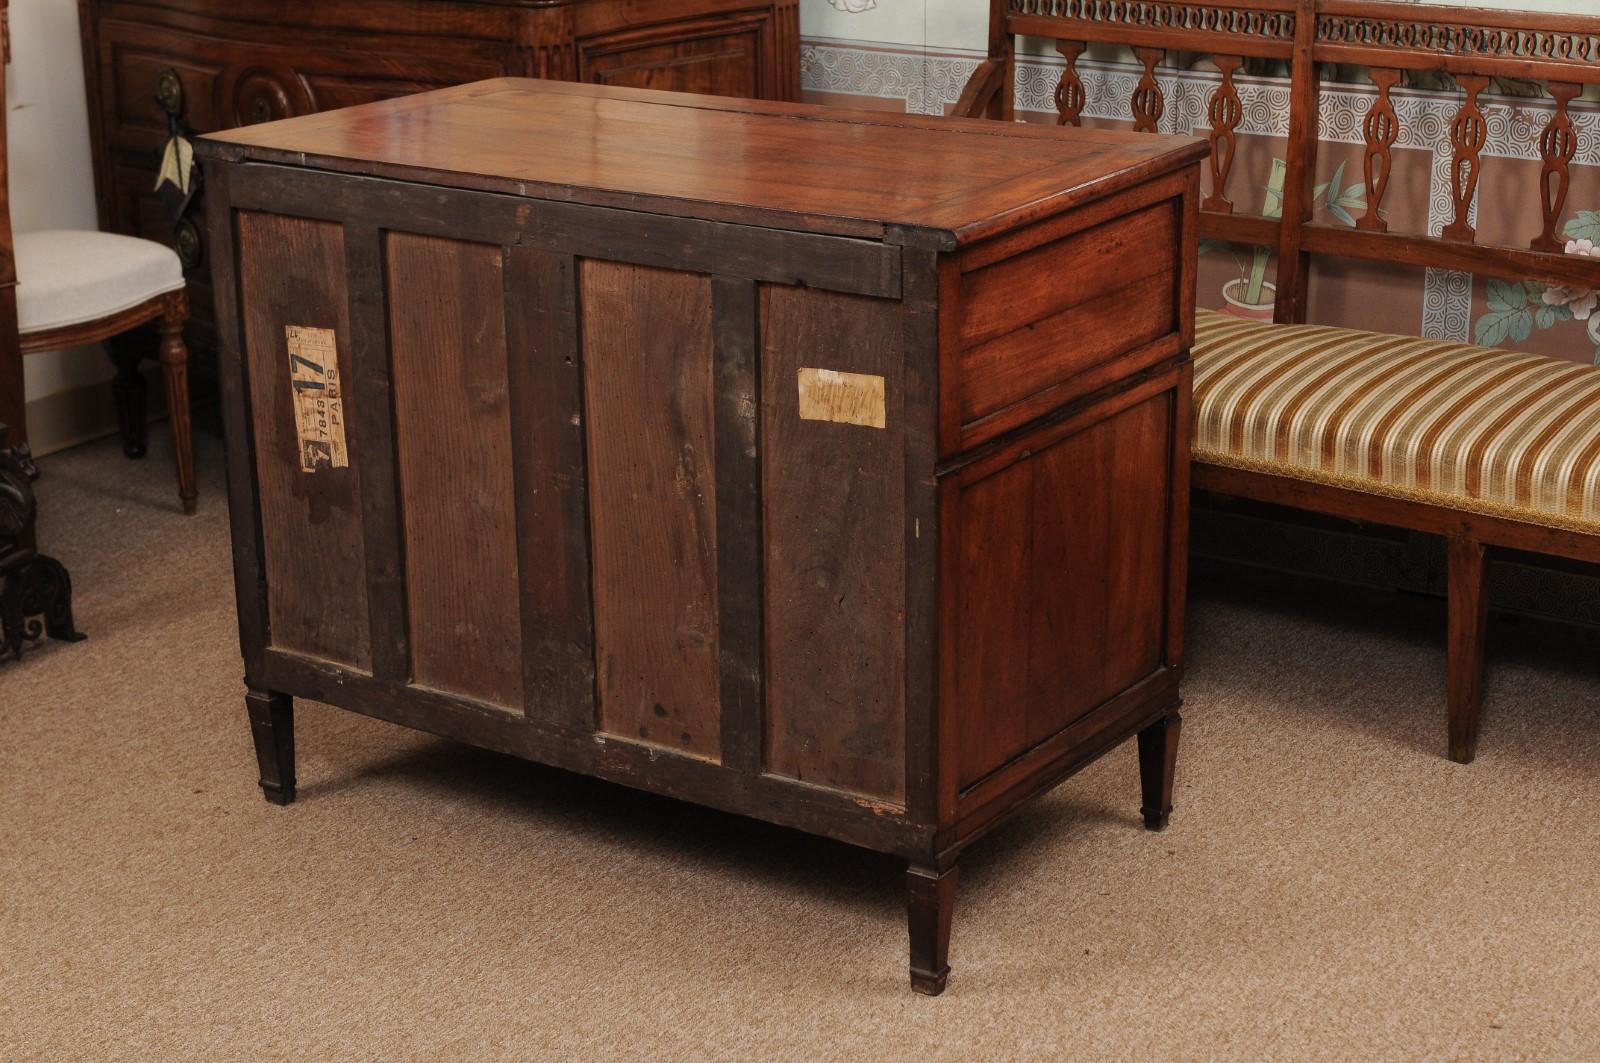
left=907, top=862, right=957, bottom=996
left=1446, top=535, right=1489, bottom=764
left=1138, top=710, right=1182, bottom=830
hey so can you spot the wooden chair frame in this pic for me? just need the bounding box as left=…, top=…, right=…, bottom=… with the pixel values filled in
left=0, top=0, right=195, bottom=513
left=958, top=0, right=1600, bottom=761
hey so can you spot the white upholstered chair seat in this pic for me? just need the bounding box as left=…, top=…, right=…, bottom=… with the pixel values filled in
left=15, top=229, right=185, bottom=335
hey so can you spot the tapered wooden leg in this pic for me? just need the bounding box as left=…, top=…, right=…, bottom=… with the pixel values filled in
left=1447, top=535, right=1490, bottom=764
left=906, top=862, right=957, bottom=995
left=1138, top=711, right=1182, bottom=831
left=158, top=292, right=197, bottom=515
left=246, top=689, right=296, bottom=805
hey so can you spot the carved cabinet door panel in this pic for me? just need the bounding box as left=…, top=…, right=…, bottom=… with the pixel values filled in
left=579, top=15, right=769, bottom=98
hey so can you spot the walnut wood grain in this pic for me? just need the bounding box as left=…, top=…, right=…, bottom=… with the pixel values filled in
left=1441, top=75, right=1490, bottom=244
left=711, top=276, right=763, bottom=773
left=504, top=246, right=596, bottom=735
left=1357, top=67, right=1400, bottom=234
left=200, top=79, right=1207, bottom=250
left=1446, top=533, right=1489, bottom=764
left=1054, top=40, right=1086, bottom=127
left=1201, top=55, right=1242, bottom=213
left=1532, top=82, right=1581, bottom=254
left=1131, top=46, right=1166, bottom=133
left=760, top=284, right=906, bottom=802
left=236, top=211, right=372, bottom=672
left=1137, top=711, right=1181, bottom=830
left=386, top=232, right=523, bottom=709
left=582, top=260, right=722, bottom=760
left=956, top=200, right=1178, bottom=431
left=206, top=82, right=1201, bottom=992
left=907, top=863, right=957, bottom=995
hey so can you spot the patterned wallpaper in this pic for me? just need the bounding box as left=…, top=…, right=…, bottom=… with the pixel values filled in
left=797, top=1, right=1600, bottom=364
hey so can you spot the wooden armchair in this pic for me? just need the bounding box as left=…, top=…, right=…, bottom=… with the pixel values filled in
left=0, top=0, right=194, bottom=514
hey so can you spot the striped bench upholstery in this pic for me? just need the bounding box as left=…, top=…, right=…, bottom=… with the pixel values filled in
left=1192, top=309, right=1600, bottom=535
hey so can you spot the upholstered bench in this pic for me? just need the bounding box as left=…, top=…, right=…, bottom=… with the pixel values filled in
left=1192, top=311, right=1600, bottom=536
left=1188, top=310, right=1600, bottom=761
left=959, top=0, right=1600, bottom=762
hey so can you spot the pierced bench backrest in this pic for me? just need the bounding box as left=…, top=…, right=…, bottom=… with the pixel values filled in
left=957, top=0, right=1600, bottom=325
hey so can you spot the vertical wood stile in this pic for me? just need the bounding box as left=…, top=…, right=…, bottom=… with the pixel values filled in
left=1131, top=47, right=1165, bottom=133
left=204, top=163, right=270, bottom=687
left=343, top=222, right=409, bottom=683
left=1532, top=82, right=1581, bottom=253
left=1441, top=75, right=1490, bottom=244
left=1201, top=55, right=1243, bottom=212
left=711, top=276, right=764, bottom=773
left=1054, top=40, right=1087, bottom=127
left=1273, top=0, right=1319, bottom=325
left=988, top=0, right=1015, bottom=121
left=505, top=246, right=597, bottom=733
left=934, top=257, right=962, bottom=824
left=1165, top=360, right=1193, bottom=674
left=1357, top=68, right=1401, bottom=233
left=901, top=249, right=940, bottom=825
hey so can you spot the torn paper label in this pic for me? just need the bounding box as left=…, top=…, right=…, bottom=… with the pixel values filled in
left=286, top=325, right=349, bottom=471
left=796, top=368, right=886, bottom=429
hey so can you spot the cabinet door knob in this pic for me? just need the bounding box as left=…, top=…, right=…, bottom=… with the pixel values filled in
left=174, top=217, right=203, bottom=271
left=155, top=67, right=185, bottom=118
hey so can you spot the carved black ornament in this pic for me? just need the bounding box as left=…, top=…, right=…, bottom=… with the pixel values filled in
left=0, top=425, right=86, bottom=661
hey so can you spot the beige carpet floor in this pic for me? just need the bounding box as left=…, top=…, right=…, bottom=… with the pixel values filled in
left=2, top=427, right=1598, bottom=1062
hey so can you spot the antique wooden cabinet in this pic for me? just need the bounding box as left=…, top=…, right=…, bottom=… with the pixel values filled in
left=199, top=80, right=1204, bottom=993
left=79, top=0, right=801, bottom=362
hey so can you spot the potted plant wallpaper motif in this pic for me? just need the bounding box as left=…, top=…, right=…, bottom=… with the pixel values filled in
left=1202, top=158, right=1367, bottom=321
left=1474, top=213, right=1600, bottom=364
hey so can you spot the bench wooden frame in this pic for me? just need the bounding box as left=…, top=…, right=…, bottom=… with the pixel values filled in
left=957, top=0, right=1600, bottom=762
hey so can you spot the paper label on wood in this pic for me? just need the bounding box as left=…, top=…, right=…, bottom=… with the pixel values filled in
left=286, top=325, right=349, bottom=472
left=796, top=368, right=886, bottom=429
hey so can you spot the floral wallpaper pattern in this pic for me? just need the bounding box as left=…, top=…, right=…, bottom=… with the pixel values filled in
left=1476, top=219, right=1600, bottom=362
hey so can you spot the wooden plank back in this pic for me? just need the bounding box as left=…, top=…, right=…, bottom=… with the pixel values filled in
left=760, top=284, right=907, bottom=803
left=235, top=211, right=373, bottom=671
left=386, top=232, right=524, bottom=709
left=582, top=260, right=724, bottom=760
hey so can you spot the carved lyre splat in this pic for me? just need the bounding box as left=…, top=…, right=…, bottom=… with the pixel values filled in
left=1357, top=68, right=1401, bottom=233
left=1131, top=47, right=1164, bottom=133
left=1441, top=75, right=1490, bottom=243
left=1532, top=82, right=1581, bottom=253
left=1054, top=40, right=1086, bottom=127
left=1202, top=55, right=1242, bottom=213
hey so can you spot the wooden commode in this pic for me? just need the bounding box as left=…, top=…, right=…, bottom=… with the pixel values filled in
left=199, top=79, right=1205, bottom=993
